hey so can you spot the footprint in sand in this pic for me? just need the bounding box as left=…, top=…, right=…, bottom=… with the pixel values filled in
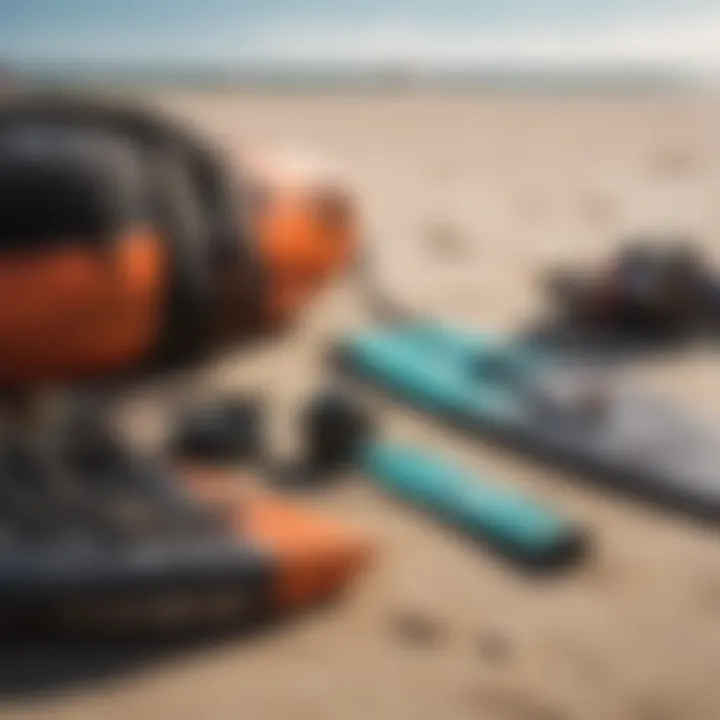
left=423, top=220, right=470, bottom=260
left=391, top=609, right=447, bottom=647
left=466, top=686, right=568, bottom=720
left=580, top=191, right=618, bottom=226
left=476, top=629, right=515, bottom=665
left=650, top=147, right=703, bottom=179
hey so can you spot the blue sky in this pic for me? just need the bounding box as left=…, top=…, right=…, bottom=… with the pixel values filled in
left=1, top=1, right=719, bottom=74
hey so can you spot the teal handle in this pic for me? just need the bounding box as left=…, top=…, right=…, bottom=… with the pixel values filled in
left=361, top=442, right=585, bottom=567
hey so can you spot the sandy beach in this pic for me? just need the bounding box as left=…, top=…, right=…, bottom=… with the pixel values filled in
left=2, top=88, right=720, bottom=720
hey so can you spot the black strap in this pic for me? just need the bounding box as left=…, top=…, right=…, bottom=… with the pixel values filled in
left=0, top=123, right=146, bottom=252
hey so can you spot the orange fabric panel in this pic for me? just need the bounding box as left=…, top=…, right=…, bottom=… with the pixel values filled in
left=245, top=492, right=372, bottom=611
left=183, top=471, right=373, bottom=612
left=0, top=229, right=167, bottom=385
left=255, top=191, right=357, bottom=326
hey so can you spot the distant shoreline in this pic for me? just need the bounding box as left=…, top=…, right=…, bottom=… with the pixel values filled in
left=5, top=62, right=715, bottom=96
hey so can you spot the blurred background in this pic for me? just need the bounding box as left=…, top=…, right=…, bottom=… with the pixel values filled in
left=2, top=0, right=720, bottom=88
left=1, top=3, right=720, bottom=720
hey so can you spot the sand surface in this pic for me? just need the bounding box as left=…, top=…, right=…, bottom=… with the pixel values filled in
left=2, top=90, right=720, bottom=719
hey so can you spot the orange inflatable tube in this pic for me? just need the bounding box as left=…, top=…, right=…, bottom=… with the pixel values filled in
left=0, top=96, right=359, bottom=387
left=183, top=471, right=373, bottom=613
left=0, top=228, right=167, bottom=383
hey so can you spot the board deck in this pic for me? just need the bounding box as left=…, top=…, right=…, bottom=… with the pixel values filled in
left=338, top=324, right=720, bottom=521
